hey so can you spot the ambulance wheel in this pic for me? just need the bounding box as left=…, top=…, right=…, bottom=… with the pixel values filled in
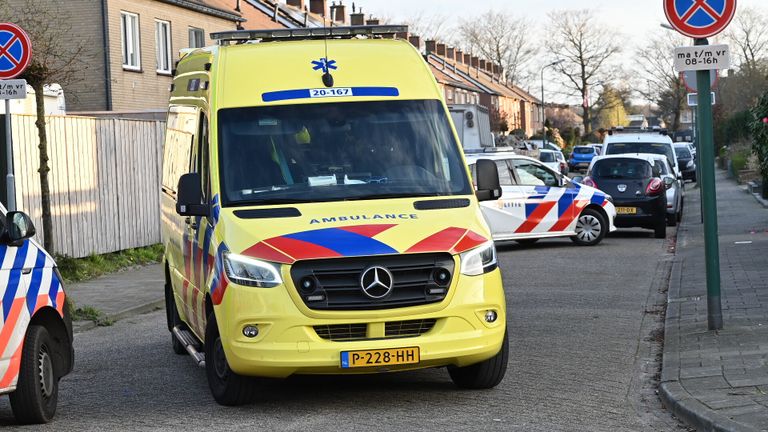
left=570, top=208, right=607, bottom=246
left=205, top=312, right=256, bottom=406
left=448, top=330, right=508, bottom=389
left=515, top=239, right=539, bottom=246
left=9, top=325, right=58, bottom=424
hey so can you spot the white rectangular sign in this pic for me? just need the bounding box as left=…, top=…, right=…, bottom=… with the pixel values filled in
left=687, top=92, right=716, bottom=107
left=674, top=45, right=731, bottom=72
left=0, top=79, right=27, bottom=100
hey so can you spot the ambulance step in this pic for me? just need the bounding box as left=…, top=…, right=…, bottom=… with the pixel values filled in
left=172, top=326, right=206, bottom=368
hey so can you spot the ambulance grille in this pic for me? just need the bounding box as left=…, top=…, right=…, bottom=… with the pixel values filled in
left=291, top=253, right=454, bottom=311
left=385, top=319, right=437, bottom=338
left=314, top=324, right=368, bottom=342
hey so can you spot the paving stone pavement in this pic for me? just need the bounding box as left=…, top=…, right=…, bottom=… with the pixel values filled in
left=661, top=169, right=768, bottom=432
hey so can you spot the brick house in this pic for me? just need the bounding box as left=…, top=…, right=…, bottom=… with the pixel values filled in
left=5, top=0, right=243, bottom=112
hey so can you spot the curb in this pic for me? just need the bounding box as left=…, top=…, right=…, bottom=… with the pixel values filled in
left=73, top=298, right=165, bottom=334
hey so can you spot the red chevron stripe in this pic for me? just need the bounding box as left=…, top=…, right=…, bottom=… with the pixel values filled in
left=452, top=230, right=488, bottom=253
left=265, top=237, right=341, bottom=261
left=56, top=292, right=65, bottom=315
left=0, top=298, right=25, bottom=356
left=0, top=343, right=23, bottom=388
left=406, top=227, right=467, bottom=253
left=515, top=201, right=557, bottom=234
left=243, top=242, right=295, bottom=264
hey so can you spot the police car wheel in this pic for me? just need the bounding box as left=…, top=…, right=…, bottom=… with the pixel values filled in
left=571, top=209, right=606, bottom=246
left=9, top=325, right=58, bottom=424
left=204, top=312, right=257, bottom=406
left=448, top=330, right=508, bottom=389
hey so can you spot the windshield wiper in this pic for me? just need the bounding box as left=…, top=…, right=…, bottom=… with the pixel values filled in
left=345, top=192, right=445, bottom=201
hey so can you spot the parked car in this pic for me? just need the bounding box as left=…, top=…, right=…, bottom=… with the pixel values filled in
left=569, top=146, right=598, bottom=172
left=602, top=129, right=681, bottom=179
left=674, top=143, right=697, bottom=182
left=539, top=149, right=568, bottom=175
left=466, top=154, right=616, bottom=247
left=582, top=154, right=669, bottom=238
left=649, top=155, right=684, bottom=226
left=0, top=207, right=73, bottom=424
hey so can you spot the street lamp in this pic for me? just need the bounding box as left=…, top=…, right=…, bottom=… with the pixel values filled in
left=541, top=59, right=565, bottom=149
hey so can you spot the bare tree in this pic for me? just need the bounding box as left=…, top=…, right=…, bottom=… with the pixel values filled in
left=546, top=9, right=622, bottom=136
left=636, top=32, right=689, bottom=130
left=399, top=11, right=456, bottom=44
left=458, top=10, right=537, bottom=86
left=725, top=6, right=768, bottom=75
left=1, top=0, right=90, bottom=252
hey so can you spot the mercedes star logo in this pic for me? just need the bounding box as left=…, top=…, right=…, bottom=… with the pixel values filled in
left=360, top=266, right=394, bottom=299
left=617, top=184, right=627, bottom=193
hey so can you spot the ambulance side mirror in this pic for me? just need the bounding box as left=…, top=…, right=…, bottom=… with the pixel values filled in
left=475, top=159, right=502, bottom=202
left=176, top=173, right=209, bottom=217
left=5, top=211, right=36, bottom=247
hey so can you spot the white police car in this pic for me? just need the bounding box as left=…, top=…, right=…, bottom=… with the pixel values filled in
left=0, top=206, right=73, bottom=424
left=466, top=153, right=617, bottom=246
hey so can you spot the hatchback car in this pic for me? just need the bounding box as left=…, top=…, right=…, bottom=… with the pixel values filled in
left=582, top=154, right=669, bottom=238
left=539, top=149, right=567, bottom=175
left=569, top=146, right=598, bottom=172
left=649, top=155, right=684, bottom=226
left=674, top=143, right=696, bottom=182
left=467, top=154, right=616, bottom=247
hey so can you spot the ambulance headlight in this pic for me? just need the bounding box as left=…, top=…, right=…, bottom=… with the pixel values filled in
left=460, top=241, right=498, bottom=276
left=223, top=252, right=282, bottom=288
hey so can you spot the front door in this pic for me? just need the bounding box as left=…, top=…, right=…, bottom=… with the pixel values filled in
left=510, top=159, right=578, bottom=236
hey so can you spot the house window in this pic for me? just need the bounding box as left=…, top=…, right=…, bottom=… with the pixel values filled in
left=155, top=20, right=172, bottom=74
left=446, top=88, right=454, bottom=101
left=121, top=11, right=141, bottom=70
left=189, top=27, right=205, bottom=48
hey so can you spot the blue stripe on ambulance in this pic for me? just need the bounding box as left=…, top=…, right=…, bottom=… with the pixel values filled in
left=262, top=87, right=399, bottom=102
left=283, top=227, right=398, bottom=256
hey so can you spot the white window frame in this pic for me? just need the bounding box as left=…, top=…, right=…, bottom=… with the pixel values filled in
left=121, top=11, right=141, bottom=71
left=188, top=27, right=205, bottom=48
left=155, top=19, right=172, bottom=74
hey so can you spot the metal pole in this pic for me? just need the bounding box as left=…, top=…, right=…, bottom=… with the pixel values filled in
left=694, top=38, right=722, bottom=331
left=541, top=67, right=546, bottom=149
left=4, top=98, right=15, bottom=212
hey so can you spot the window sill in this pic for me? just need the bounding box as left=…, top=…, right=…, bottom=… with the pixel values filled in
left=157, top=71, right=173, bottom=77
left=123, top=66, right=143, bottom=73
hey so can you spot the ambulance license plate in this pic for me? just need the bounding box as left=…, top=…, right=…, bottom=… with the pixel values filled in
left=616, top=207, right=638, bottom=215
left=340, top=347, right=419, bottom=368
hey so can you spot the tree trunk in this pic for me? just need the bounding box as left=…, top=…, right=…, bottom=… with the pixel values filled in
left=31, top=82, right=54, bottom=253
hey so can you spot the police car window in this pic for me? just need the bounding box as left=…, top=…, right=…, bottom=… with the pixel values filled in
left=495, top=161, right=515, bottom=186
left=217, top=100, right=472, bottom=206
left=512, top=160, right=557, bottom=187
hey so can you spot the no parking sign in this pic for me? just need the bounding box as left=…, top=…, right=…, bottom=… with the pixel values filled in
left=0, top=23, right=32, bottom=80
left=664, top=0, right=737, bottom=39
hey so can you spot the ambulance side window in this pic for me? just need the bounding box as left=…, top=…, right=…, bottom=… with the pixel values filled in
left=196, top=112, right=210, bottom=202
left=162, top=106, right=198, bottom=195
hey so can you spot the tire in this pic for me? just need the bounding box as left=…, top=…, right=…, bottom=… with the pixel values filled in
left=165, top=274, right=187, bottom=355
left=666, top=212, right=677, bottom=227
left=515, top=239, right=539, bottom=246
left=9, top=326, right=59, bottom=424
left=654, top=222, right=667, bottom=239
left=570, top=208, right=607, bottom=246
left=205, top=312, right=257, bottom=406
left=449, top=330, right=508, bottom=389
left=677, top=199, right=684, bottom=223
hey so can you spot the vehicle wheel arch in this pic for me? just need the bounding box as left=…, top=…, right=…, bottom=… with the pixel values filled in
left=583, top=203, right=609, bottom=223
left=29, top=307, right=73, bottom=378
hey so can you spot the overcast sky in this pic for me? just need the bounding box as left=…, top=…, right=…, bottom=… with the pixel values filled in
left=356, top=0, right=764, bottom=102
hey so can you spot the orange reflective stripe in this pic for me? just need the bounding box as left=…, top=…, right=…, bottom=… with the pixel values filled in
left=0, top=343, right=23, bottom=388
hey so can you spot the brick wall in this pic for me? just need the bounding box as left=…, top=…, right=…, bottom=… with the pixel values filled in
left=106, top=0, right=238, bottom=111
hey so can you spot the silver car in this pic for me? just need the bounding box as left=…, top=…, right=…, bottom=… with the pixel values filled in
left=649, top=155, right=684, bottom=226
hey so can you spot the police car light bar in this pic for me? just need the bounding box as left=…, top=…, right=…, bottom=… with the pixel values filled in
left=211, top=25, right=409, bottom=44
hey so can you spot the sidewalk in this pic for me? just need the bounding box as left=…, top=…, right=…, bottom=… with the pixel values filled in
left=661, top=169, right=768, bottom=432
left=65, top=263, right=164, bottom=332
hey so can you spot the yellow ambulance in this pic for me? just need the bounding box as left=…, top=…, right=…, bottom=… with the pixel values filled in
left=161, top=26, right=507, bottom=405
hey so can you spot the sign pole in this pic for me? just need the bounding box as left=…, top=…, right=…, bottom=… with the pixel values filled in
left=4, top=98, right=14, bottom=211
left=694, top=37, right=723, bottom=331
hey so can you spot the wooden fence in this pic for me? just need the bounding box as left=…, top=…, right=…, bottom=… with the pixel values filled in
left=9, top=114, right=165, bottom=258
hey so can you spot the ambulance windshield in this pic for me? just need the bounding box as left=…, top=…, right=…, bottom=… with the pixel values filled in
left=217, top=100, right=472, bottom=206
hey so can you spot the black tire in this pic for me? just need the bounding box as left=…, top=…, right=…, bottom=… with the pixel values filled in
left=205, top=312, right=257, bottom=406
left=666, top=212, right=677, bottom=227
left=9, top=326, right=59, bottom=424
left=515, top=239, right=539, bottom=246
left=165, top=274, right=187, bottom=355
left=654, top=222, right=667, bottom=239
left=448, top=330, right=508, bottom=389
left=677, top=199, right=684, bottom=223
left=570, top=208, right=607, bottom=246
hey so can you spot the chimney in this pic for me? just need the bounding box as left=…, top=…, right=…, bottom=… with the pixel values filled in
left=366, top=17, right=379, bottom=25
left=331, top=1, right=346, bottom=24
left=471, top=56, right=479, bottom=68
left=479, top=59, right=486, bottom=71
left=485, top=62, right=493, bottom=73
left=309, top=0, right=326, bottom=16
left=395, top=31, right=408, bottom=40
left=350, top=10, right=364, bottom=25
left=286, top=0, right=304, bottom=9
left=456, top=50, right=463, bottom=64
left=446, top=47, right=455, bottom=61
left=425, top=40, right=437, bottom=55
left=436, top=43, right=446, bottom=57
left=409, top=35, right=422, bottom=51
left=463, top=53, right=471, bottom=65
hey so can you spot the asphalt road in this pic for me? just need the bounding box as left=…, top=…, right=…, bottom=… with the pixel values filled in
left=0, top=229, right=690, bottom=431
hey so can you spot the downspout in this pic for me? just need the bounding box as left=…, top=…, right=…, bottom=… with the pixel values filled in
left=101, top=0, right=113, bottom=111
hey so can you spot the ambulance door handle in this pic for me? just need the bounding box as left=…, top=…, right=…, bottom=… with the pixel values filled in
left=185, top=217, right=198, bottom=230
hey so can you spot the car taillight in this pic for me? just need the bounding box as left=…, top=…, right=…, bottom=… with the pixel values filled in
left=583, top=177, right=597, bottom=188
left=646, top=178, right=663, bottom=196
left=560, top=162, right=566, bottom=170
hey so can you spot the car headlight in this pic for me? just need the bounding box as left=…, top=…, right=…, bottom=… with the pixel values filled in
left=223, top=252, right=282, bottom=288
left=460, top=241, right=498, bottom=276
left=687, top=160, right=694, bottom=168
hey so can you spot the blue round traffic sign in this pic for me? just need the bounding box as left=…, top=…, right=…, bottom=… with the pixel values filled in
left=664, top=0, right=737, bottom=39
left=0, top=23, right=32, bottom=80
